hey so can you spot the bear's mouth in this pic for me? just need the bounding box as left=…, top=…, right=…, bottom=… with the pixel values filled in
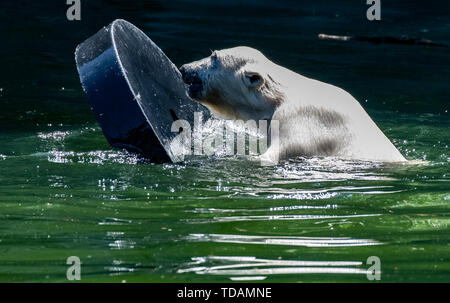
left=187, top=81, right=203, bottom=99
left=179, top=67, right=203, bottom=99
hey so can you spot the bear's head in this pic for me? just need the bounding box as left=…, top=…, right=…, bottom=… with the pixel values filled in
left=179, top=46, right=285, bottom=121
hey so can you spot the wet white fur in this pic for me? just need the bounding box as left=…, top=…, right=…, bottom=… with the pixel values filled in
left=181, top=46, right=406, bottom=163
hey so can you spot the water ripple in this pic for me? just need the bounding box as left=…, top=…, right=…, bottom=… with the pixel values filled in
left=178, top=256, right=369, bottom=278
left=185, top=234, right=382, bottom=247
left=44, top=150, right=140, bottom=165
left=98, top=217, right=133, bottom=226
left=188, top=204, right=338, bottom=214
left=185, top=213, right=380, bottom=224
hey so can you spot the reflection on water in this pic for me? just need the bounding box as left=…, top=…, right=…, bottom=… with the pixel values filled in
left=178, top=256, right=369, bottom=280
left=188, top=204, right=338, bottom=213
left=45, top=150, right=141, bottom=165
left=37, top=130, right=71, bottom=141
left=105, top=261, right=136, bottom=276
left=99, top=218, right=133, bottom=226
left=273, top=159, right=397, bottom=182
left=185, top=234, right=382, bottom=247
left=186, top=213, right=381, bottom=224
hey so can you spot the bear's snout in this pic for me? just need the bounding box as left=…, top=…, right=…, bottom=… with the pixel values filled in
left=179, top=65, right=203, bottom=99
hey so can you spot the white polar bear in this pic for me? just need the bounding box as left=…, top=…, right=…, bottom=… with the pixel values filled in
left=179, top=46, right=406, bottom=163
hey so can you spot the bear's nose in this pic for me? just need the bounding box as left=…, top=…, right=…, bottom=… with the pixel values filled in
left=179, top=65, right=203, bottom=98
left=179, top=66, right=200, bottom=84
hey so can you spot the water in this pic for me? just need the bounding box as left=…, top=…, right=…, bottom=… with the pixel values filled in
left=0, top=0, right=449, bottom=282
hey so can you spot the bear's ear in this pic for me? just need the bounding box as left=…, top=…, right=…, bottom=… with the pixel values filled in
left=244, top=72, right=264, bottom=89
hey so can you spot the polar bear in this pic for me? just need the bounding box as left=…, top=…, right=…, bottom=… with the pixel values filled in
left=179, top=46, right=406, bottom=163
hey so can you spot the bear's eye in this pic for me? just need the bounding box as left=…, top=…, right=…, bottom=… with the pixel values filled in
left=244, top=72, right=264, bottom=88
left=248, top=74, right=261, bottom=84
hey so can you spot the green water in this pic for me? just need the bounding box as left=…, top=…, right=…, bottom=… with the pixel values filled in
left=0, top=0, right=449, bottom=282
